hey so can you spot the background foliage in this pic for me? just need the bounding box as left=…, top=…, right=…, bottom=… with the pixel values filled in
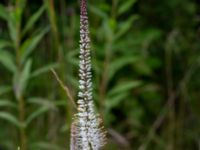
left=0, top=0, right=199, bottom=149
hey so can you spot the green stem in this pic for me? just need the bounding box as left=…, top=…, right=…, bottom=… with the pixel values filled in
left=19, top=96, right=27, bottom=150
left=45, top=0, right=74, bottom=132
left=165, top=33, right=175, bottom=150
left=15, top=1, right=27, bottom=149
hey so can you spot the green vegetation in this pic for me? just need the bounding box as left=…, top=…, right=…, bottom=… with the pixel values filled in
left=0, top=0, right=199, bottom=149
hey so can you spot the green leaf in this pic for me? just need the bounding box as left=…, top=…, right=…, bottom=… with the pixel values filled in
left=0, top=50, right=17, bottom=73
left=27, top=97, right=56, bottom=110
left=66, top=49, right=79, bottom=66
left=13, top=59, right=32, bottom=99
left=89, top=5, right=108, bottom=19
left=103, top=19, right=114, bottom=41
left=0, top=4, right=8, bottom=20
left=0, top=99, right=16, bottom=108
left=105, top=93, right=128, bottom=109
left=31, top=63, right=59, bottom=78
left=108, top=81, right=142, bottom=96
left=28, top=97, right=65, bottom=108
left=115, top=15, right=139, bottom=40
left=0, top=40, right=12, bottom=49
left=0, top=86, right=12, bottom=95
left=22, top=5, right=45, bottom=36
left=108, top=57, right=138, bottom=82
left=132, top=28, right=162, bottom=46
left=15, top=0, right=27, bottom=19
left=25, top=97, right=57, bottom=126
left=7, top=11, right=17, bottom=43
left=118, top=0, right=137, bottom=15
left=21, top=59, right=32, bottom=89
left=134, top=60, right=153, bottom=76
left=25, top=106, right=49, bottom=127
left=20, top=27, right=49, bottom=64
left=105, top=80, right=141, bottom=111
left=0, top=112, right=21, bottom=128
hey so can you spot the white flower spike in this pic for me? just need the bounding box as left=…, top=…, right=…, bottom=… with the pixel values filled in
left=70, top=0, right=106, bottom=150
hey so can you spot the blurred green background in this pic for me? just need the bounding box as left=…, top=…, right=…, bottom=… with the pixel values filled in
left=0, top=0, right=199, bottom=149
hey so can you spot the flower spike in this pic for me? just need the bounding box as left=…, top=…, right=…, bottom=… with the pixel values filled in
left=70, top=0, right=106, bottom=150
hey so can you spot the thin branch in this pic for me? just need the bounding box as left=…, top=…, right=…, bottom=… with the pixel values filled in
left=50, top=69, right=77, bottom=109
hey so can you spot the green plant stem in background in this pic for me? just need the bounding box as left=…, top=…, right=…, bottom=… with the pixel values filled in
left=18, top=97, right=27, bottom=150
left=44, top=0, right=62, bottom=61
left=165, top=31, right=176, bottom=150
left=14, top=1, right=28, bottom=149
left=44, top=0, right=74, bottom=129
